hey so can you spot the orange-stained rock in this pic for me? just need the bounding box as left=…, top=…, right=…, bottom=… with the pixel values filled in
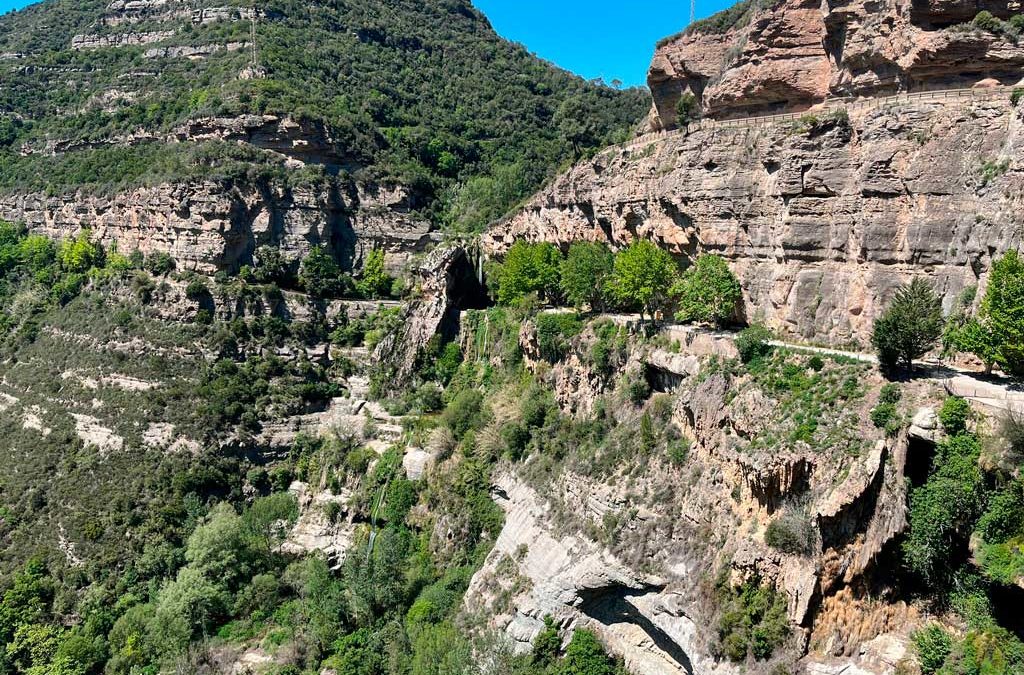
left=649, top=0, right=1024, bottom=129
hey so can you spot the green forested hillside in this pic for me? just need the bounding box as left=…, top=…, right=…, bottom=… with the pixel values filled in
left=0, top=0, right=647, bottom=230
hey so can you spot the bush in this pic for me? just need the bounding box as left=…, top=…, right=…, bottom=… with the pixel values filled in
left=535, top=312, right=583, bottom=362
left=626, top=374, right=652, bottom=405
left=939, top=397, right=972, bottom=436
left=145, top=251, right=176, bottom=276
left=808, top=355, right=825, bottom=372
left=913, top=624, right=953, bottom=674
left=765, top=509, right=815, bottom=555
left=671, top=254, right=742, bottom=327
left=667, top=437, right=691, bottom=467
left=973, top=10, right=1002, bottom=33
left=441, top=390, right=485, bottom=440
left=736, top=324, right=773, bottom=364
left=871, top=278, right=944, bottom=370
left=1012, top=88, right=1024, bottom=106
left=185, top=278, right=210, bottom=300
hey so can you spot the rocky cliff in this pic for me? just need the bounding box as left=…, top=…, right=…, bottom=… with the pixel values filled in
left=486, top=90, right=1024, bottom=345
left=463, top=318, right=941, bottom=674
left=648, top=0, right=1024, bottom=128
left=0, top=176, right=437, bottom=275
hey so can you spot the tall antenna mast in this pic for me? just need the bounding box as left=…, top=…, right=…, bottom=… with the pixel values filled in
left=690, top=0, right=696, bottom=25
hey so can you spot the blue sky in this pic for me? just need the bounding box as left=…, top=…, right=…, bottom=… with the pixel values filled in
left=474, top=0, right=735, bottom=87
left=0, top=0, right=736, bottom=87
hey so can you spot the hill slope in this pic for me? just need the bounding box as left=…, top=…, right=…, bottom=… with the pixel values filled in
left=0, top=0, right=646, bottom=271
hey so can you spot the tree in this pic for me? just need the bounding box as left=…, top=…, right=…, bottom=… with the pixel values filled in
left=251, top=245, right=293, bottom=285
left=496, top=241, right=562, bottom=306
left=605, top=240, right=679, bottom=322
left=903, top=434, right=987, bottom=584
left=671, top=254, right=742, bottom=326
left=184, top=503, right=251, bottom=588
left=58, top=231, right=100, bottom=274
left=531, top=616, right=561, bottom=668
left=676, top=92, right=698, bottom=127
left=300, top=246, right=351, bottom=298
left=558, top=630, right=621, bottom=675
left=871, top=278, right=944, bottom=370
left=242, top=493, right=299, bottom=554
left=981, top=250, right=1024, bottom=377
left=948, top=251, right=1024, bottom=377
left=560, top=241, right=614, bottom=311
left=356, top=249, right=393, bottom=299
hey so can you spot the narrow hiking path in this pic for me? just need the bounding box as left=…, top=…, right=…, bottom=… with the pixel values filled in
left=586, top=312, right=1024, bottom=415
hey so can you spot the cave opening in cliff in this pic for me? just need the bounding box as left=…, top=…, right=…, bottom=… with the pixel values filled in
left=438, top=247, right=492, bottom=344
left=905, top=436, right=937, bottom=488
left=644, top=363, right=685, bottom=394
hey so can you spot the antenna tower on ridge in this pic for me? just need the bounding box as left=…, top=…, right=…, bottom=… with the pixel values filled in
left=690, top=0, right=696, bottom=25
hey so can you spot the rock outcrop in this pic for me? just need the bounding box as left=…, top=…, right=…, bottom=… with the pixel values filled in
left=647, top=0, right=1024, bottom=128
left=372, top=246, right=488, bottom=391
left=486, top=95, right=1024, bottom=345
left=0, top=178, right=438, bottom=275
left=467, top=330, right=934, bottom=674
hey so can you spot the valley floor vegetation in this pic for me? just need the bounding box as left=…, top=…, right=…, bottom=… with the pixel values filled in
left=1, top=223, right=1023, bottom=675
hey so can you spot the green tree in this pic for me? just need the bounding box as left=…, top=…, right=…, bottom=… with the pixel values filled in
left=496, top=241, right=562, bottom=306
left=560, top=241, right=614, bottom=311
left=903, top=434, right=987, bottom=584
left=981, top=250, right=1024, bottom=377
left=57, top=231, right=100, bottom=274
left=605, top=240, right=679, bottom=322
left=357, top=249, right=393, bottom=299
left=676, top=92, right=698, bottom=127
left=949, top=252, right=1024, bottom=377
left=150, top=567, right=227, bottom=655
left=184, top=503, right=251, bottom=588
left=671, top=254, right=742, bottom=326
left=871, top=278, right=944, bottom=370
left=913, top=624, right=953, bottom=674
left=242, top=492, right=299, bottom=554
left=531, top=616, right=561, bottom=668
left=949, top=318, right=1001, bottom=373
left=300, top=246, right=351, bottom=298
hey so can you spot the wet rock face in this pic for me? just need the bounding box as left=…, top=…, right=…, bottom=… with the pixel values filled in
left=647, top=0, right=1024, bottom=127
left=486, top=98, right=1023, bottom=345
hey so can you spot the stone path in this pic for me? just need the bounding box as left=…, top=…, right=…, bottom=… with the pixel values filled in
left=573, top=311, right=1024, bottom=415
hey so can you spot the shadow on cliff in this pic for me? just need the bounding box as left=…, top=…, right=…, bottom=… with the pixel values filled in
left=577, top=585, right=694, bottom=674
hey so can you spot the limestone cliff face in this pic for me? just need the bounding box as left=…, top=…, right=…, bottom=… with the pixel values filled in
left=465, top=326, right=932, bottom=674
left=0, top=178, right=438, bottom=275
left=648, top=0, right=1024, bottom=129
left=486, top=96, right=1024, bottom=344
